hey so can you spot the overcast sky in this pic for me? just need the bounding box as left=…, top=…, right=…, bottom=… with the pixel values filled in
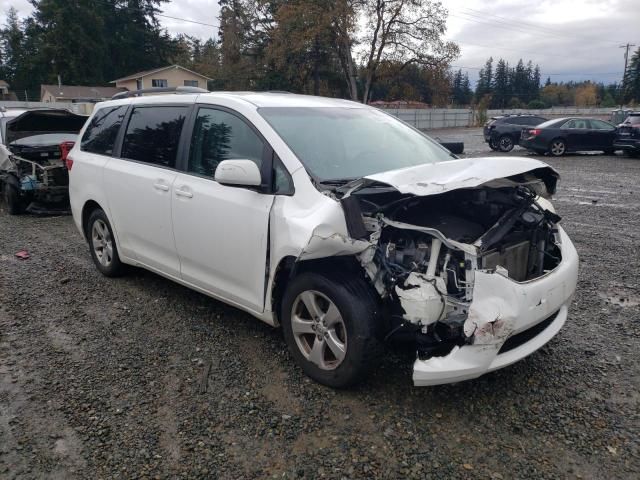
left=6, top=0, right=638, bottom=86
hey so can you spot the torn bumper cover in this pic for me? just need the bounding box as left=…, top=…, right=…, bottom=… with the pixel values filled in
left=412, top=227, right=578, bottom=386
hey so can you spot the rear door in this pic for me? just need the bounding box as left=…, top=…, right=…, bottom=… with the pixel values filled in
left=103, top=105, right=190, bottom=277
left=589, top=119, right=617, bottom=150
left=171, top=106, right=275, bottom=312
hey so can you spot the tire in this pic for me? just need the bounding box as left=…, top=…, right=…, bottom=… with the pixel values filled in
left=488, top=138, right=499, bottom=151
left=603, top=149, right=615, bottom=155
left=3, top=181, right=24, bottom=215
left=549, top=138, right=566, bottom=157
left=87, top=209, right=126, bottom=277
left=498, top=135, right=514, bottom=152
left=281, top=271, right=381, bottom=388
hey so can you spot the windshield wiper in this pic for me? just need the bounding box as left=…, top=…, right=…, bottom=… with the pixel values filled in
left=318, top=178, right=356, bottom=186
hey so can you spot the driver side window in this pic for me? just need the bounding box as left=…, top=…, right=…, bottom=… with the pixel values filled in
left=188, top=108, right=264, bottom=178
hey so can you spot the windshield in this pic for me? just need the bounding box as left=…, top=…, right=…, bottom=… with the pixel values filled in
left=259, top=107, right=453, bottom=182
left=10, top=133, right=78, bottom=146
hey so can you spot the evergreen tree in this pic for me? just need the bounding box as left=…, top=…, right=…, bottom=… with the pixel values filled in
left=491, top=58, right=510, bottom=108
left=474, top=57, right=493, bottom=101
left=623, top=47, right=640, bottom=103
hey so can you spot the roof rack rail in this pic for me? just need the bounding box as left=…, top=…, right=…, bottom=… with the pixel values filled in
left=112, top=86, right=209, bottom=100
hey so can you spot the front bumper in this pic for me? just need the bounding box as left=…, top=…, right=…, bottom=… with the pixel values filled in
left=613, top=138, right=640, bottom=152
left=413, top=226, right=579, bottom=386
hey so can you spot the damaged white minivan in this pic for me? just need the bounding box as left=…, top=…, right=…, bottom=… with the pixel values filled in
left=69, top=90, right=578, bottom=387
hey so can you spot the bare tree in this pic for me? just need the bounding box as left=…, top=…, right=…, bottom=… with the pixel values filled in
left=342, top=0, right=459, bottom=103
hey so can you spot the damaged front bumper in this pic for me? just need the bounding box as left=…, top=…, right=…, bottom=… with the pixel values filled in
left=413, top=227, right=578, bottom=386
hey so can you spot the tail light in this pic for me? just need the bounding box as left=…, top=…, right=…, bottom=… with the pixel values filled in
left=528, top=129, right=542, bottom=136
left=60, top=141, right=75, bottom=170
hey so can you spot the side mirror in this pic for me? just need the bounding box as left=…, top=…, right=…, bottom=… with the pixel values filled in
left=214, top=159, right=262, bottom=187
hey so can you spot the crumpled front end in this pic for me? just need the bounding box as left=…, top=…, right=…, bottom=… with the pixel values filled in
left=332, top=160, right=579, bottom=386
left=412, top=227, right=578, bottom=386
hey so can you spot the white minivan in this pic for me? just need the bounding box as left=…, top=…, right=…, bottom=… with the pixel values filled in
left=69, top=89, right=578, bottom=387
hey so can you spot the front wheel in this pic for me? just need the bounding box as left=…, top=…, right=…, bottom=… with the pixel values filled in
left=498, top=135, right=514, bottom=152
left=549, top=138, right=566, bottom=157
left=488, top=138, right=499, bottom=151
left=603, top=149, right=615, bottom=155
left=3, top=181, right=24, bottom=215
left=87, top=209, right=126, bottom=277
left=281, top=272, right=381, bottom=388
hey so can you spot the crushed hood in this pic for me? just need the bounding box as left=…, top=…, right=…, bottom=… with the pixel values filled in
left=362, top=157, right=559, bottom=197
left=5, top=109, right=87, bottom=145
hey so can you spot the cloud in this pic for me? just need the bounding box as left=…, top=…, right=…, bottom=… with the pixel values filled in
left=443, top=0, right=638, bottom=85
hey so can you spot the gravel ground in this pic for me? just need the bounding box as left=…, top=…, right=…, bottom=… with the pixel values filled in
left=1, top=129, right=639, bottom=479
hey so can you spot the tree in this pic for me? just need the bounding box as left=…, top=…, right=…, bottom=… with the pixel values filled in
left=0, top=7, right=24, bottom=84
left=474, top=57, right=493, bottom=101
left=266, top=0, right=342, bottom=95
left=355, top=0, right=458, bottom=104
left=491, top=58, right=510, bottom=108
left=575, top=82, right=598, bottom=106
left=450, top=68, right=471, bottom=105
left=623, top=47, right=640, bottom=103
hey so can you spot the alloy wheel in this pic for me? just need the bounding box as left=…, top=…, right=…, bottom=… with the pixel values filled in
left=92, top=219, right=114, bottom=267
left=550, top=140, right=566, bottom=156
left=290, top=290, right=347, bottom=370
left=499, top=136, right=514, bottom=152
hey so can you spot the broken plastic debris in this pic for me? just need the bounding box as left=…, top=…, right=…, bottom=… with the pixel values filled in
left=15, top=250, right=30, bottom=260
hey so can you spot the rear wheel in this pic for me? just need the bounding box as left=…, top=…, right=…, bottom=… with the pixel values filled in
left=549, top=138, right=566, bottom=157
left=87, top=209, right=125, bottom=277
left=3, top=181, right=24, bottom=215
left=281, top=271, right=381, bottom=388
left=498, top=135, right=514, bottom=152
left=603, top=148, right=615, bottom=155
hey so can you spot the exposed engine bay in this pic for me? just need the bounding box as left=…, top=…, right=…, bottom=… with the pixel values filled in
left=0, top=109, right=85, bottom=213
left=339, top=180, right=563, bottom=359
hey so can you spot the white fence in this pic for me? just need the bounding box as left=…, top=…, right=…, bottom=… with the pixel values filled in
left=380, top=108, right=473, bottom=129
left=381, top=107, right=614, bottom=130
left=0, top=101, right=94, bottom=115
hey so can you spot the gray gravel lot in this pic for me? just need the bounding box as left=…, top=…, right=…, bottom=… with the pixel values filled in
left=1, top=128, right=639, bottom=479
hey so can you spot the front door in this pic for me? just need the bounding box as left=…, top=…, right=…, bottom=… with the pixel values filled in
left=103, top=105, right=190, bottom=277
left=563, top=118, right=593, bottom=151
left=171, top=106, right=274, bottom=312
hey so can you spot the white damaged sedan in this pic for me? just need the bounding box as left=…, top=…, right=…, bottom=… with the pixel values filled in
left=69, top=92, right=578, bottom=387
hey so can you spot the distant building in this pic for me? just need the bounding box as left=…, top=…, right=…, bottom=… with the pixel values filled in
left=0, top=80, right=17, bottom=100
left=110, top=65, right=211, bottom=92
left=41, top=84, right=125, bottom=103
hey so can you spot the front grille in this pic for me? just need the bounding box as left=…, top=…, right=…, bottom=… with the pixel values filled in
left=498, top=310, right=559, bottom=354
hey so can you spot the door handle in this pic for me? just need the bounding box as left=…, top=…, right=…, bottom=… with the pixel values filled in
left=175, top=189, right=193, bottom=198
left=153, top=182, right=170, bottom=192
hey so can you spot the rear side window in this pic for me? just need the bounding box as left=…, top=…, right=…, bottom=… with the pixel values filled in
left=188, top=108, right=264, bottom=178
left=81, top=106, right=127, bottom=155
left=626, top=115, right=640, bottom=125
left=591, top=119, right=615, bottom=130
left=121, top=106, right=188, bottom=168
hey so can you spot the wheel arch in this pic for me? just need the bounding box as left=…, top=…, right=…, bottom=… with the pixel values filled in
left=548, top=136, right=567, bottom=154
left=269, top=255, right=373, bottom=327
left=81, top=200, right=105, bottom=241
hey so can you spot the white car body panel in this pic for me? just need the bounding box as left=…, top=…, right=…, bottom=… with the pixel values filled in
left=171, top=171, right=274, bottom=312
left=103, top=159, right=180, bottom=277
left=69, top=92, right=579, bottom=386
left=413, top=227, right=578, bottom=386
left=363, top=156, right=554, bottom=196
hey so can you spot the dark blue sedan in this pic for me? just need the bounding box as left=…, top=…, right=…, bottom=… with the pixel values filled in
left=520, top=117, right=617, bottom=156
